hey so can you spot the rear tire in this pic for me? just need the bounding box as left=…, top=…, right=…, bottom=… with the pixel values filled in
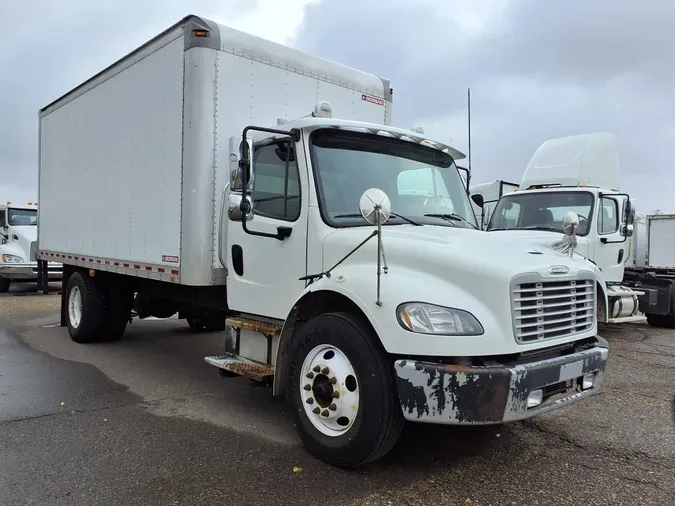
left=100, top=284, right=132, bottom=341
left=0, top=278, right=10, bottom=293
left=646, top=290, right=675, bottom=328
left=65, top=272, right=105, bottom=343
left=187, top=315, right=226, bottom=332
left=186, top=317, right=206, bottom=332
left=285, top=312, right=404, bottom=468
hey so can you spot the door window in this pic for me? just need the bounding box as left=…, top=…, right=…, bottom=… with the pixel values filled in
left=598, top=197, right=619, bottom=235
left=251, top=142, right=301, bottom=222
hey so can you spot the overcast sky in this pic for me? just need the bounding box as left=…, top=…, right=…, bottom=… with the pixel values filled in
left=1, top=0, right=672, bottom=214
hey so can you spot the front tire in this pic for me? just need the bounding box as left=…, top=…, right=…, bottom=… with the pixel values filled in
left=0, top=278, right=10, bottom=293
left=285, top=312, right=404, bottom=468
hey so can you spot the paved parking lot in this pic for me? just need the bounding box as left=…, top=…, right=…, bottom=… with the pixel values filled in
left=1, top=285, right=674, bottom=505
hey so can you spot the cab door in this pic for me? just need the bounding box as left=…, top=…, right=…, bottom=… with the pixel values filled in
left=594, top=194, right=627, bottom=282
left=225, top=138, right=309, bottom=320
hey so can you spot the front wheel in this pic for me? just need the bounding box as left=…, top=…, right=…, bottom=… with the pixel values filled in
left=285, top=312, right=404, bottom=468
left=0, top=278, right=10, bottom=293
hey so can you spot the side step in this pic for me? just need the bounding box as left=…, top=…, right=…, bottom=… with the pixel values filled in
left=225, top=316, right=282, bottom=336
left=204, top=353, right=275, bottom=382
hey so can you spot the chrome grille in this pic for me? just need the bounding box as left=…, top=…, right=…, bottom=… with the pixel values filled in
left=511, top=274, right=595, bottom=344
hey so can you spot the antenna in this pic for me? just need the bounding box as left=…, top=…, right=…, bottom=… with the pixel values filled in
left=467, top=88, right=472, bottom=190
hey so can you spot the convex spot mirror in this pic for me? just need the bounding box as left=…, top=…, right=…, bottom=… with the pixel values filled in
left=359, top=188, right=392, bottom=225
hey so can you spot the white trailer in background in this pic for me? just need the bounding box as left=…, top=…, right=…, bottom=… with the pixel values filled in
left=621, top=214, right=675, bottom=327
left=469, top=180, right=518, bottom=229
left=37, top=15, right=610, bottom=468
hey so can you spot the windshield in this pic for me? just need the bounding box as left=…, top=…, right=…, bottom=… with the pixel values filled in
left=8, top=208, right=37, bottom=226
left=310, top=129, right=476, bottom=228
left=487, top=190, right=594, bottom=236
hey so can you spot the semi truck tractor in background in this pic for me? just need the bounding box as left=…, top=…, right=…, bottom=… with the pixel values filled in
left=37, top=15, right=610, bottom=467
left=472, top=133, right=675, bottom=326
left=0, top=201, right=61, bottom=292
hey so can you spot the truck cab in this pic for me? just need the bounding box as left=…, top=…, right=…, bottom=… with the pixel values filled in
left=478, top=133, right=640, bottom=323
left=0, top=202, right=62, bottom=293
left=206, top=108, right=610, bottom=465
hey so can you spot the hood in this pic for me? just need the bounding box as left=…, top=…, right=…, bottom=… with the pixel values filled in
left=323, top=225, right=594, bottom=286
left=484, top=229, right=591, bottom=259
left=1, top=226, right=37, bottom=262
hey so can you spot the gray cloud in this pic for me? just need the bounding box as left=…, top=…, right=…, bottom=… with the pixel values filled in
left=2, top=0, right=672, bottom=214
left=292, top=0, right=674, bottom=212
left=0, top=1, right=256, bottom=201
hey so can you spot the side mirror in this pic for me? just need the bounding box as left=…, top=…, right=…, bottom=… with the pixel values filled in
left=624, top=199, right=635, bottom=225
left=229, top=135, right=254, bottom=192
left=471, top=193, right=484, bottom=208
left=623, top=224, right=634, bottom=237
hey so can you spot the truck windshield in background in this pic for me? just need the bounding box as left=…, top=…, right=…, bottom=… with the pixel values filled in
left=310, top=129, right=477, bottom=228
left=8, top=208, right=37, bottom=226
left=487, top=191, right=594, bottom=236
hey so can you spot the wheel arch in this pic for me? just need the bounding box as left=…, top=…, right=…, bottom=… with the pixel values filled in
left=596, top=280, right=608, bottom=324
left=272, top=289, right=380, bottom=396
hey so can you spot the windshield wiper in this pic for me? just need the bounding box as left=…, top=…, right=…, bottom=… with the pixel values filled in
left=488, top=225, right=560, bottom=233
left=334, top=212, right=422, bottom=226
left=520, top=225, right=561, bottom=233
left=423, top=213, right=478, bottom=230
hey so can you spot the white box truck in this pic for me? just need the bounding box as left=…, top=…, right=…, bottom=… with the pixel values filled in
left=0, top=201, right=61, bottom=292
left=38, top=15, right=609, bottom=468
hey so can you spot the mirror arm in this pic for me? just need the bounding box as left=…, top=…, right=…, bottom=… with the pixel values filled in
left=237, top=126, right=300, bottom=241
left=300, top=231, right=377, bottom=284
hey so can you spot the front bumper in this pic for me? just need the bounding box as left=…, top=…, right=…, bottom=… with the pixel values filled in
left=394, top=338, right=609, bottom=425
left=0, top=263, right=63, bottom=281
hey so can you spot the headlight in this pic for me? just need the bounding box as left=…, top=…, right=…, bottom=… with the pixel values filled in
left=396, top=302, right=484, bottom=335
left=2, top=254, right=24, bottom=264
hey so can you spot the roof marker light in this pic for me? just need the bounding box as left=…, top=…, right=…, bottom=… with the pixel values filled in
left=312, top=100, right=332, bottom=118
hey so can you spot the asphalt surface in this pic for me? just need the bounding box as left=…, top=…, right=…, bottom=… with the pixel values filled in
left=1, top=283, right=674, bottom=505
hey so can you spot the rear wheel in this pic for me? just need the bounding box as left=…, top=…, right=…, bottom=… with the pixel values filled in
left=285, top=312, right=404, bottom=468
left=100, top=284, right=132, bottom=341
left=646, top=290, right=675, bottom=328
left=0, top=278, right=10, bottom=293
left=65, top=272, right=105, bottom=343
left=186, top=315, right=226, bottom=332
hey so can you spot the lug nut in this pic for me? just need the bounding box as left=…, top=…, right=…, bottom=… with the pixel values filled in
left=329, top=403, right=337, bottom=411
left=306, top=398, right=314, bottom=404
left=321, top=410, right=329, bottom=417
left=332, top=392, right=340, bottom=398
left=322, top=367, right=329, bottom=374
left=313, top=407, right=320, bottom=414
left=330, top=377, right=337, bottom=384
left=306, top=372, right=314, bottom=379
left=313, top=366, right=321, bottom=373
left=303, top=384, right=311, bottom=391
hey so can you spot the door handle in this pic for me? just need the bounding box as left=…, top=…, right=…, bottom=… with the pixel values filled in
left=277, top=227, right=292, bottom=240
